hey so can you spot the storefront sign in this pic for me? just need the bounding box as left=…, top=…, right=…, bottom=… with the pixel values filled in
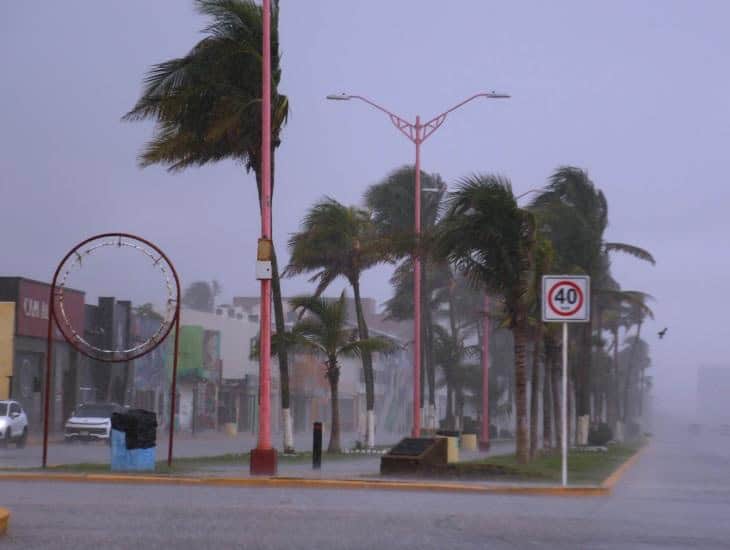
left=16, top=279, right=85, bottom=340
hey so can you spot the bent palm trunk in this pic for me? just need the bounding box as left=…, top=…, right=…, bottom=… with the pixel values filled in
left=514, top=321, right=530, bottom=464
left=351, top=280, right=375, bottom=447
left=530, top=334, right=542, bottom=459
left=543, top=356, right=552, bottom=450
left=327, top=361, right=341, bottom=453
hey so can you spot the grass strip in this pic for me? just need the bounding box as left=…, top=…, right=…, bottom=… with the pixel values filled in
left=458, top=442, right=643, bottom=484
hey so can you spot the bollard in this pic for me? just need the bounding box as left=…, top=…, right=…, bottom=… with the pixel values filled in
left=313, top=422, right=322, bottom=470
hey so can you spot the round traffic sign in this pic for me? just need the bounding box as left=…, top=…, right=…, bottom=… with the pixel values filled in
left=547, top=280, right=584, bottom=317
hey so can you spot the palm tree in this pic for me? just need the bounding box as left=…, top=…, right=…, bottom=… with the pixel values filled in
left=600, top=289, right=651, bottom=429
left=529, top=235, right=554, bottom=459
left=123, top=0, right=295, bottom=451
left=437, top=174, right=536, bottom=464
left=530, top=166, right=655, bottom=429
left=289, top=293, right=394, bottom=453
left=622, top=296, right=654, bottom=423
left=285, top=198, right=389, bottom=448
left=365, top=165, right=447, bottom=429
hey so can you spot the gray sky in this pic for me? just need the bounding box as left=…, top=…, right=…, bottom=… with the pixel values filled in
left=2, top=1, right=729, bottom=415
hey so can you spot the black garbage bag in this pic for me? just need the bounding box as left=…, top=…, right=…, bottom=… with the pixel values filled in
left=111, top=412, right=131, bottom=433
left=124, top=409, right=158, bottom=450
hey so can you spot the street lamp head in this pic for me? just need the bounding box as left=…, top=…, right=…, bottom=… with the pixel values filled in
left=483, top=91, right=511, bottom=99
left=326, top=93, right=352, bottom=101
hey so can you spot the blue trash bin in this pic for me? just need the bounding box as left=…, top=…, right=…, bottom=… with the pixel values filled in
left=110, top=410, right=157, bottom=472
left=110, top=429, right=130, bottom=472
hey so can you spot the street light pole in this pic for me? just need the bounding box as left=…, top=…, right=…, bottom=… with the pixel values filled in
left=327, top=91, right=509, bottom=438
left=250, top=0, right=276, bottom=475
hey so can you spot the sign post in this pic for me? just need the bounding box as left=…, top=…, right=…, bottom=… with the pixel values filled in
left=542, top=275, right=590, bottom=487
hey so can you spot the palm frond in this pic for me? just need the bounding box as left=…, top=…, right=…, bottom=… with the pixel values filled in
left=604, top=242, right=656, bottom=265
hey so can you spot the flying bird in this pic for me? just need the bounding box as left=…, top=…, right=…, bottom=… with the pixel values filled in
left=658, top=327, right=668, bottom=339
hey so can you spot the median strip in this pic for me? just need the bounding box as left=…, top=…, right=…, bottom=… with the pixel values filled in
left=0, top=442, right=646, bottom=497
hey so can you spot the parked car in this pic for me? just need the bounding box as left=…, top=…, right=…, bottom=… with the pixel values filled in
left=0, top=400, right=29, bottom=448
left=64, top=402, right=122, bottom=443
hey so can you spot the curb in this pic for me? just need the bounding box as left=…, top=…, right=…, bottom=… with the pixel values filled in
left=0, top=471, right=607, bottom=497
left=601, top=443, right=649, bottom=492
left=0, top=507, right=9, bottom=536
left=0, top=445, right=646, bottom=498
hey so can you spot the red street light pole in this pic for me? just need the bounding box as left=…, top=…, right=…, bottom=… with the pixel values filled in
left=250, top=0, right=276, bottom=475
left=327, top=92, right=509, bottom=437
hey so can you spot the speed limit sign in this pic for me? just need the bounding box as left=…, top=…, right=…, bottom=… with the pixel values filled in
left=542, top=275, right=590, bottom=323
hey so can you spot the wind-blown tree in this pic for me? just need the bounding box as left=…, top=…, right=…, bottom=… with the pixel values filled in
left=285, top=199, right=389, bottom=447
left=365, top=166, right=447, bottom=429
left=622, top=296, right=654, bottom=423
left=432, top=324, right=479, bottom=430
left=530, top=166, right=655, bottom=431
left=437, top=174, right=537, bottom=464
left=599, top=289, right=651, bottom=427
left=289, top=293, right=394, bottom=453
left=124, top=0, right=296, bottom=451
left=182, top=280, right=221, bottom=313
left=528, top=236, right=554, bottom=458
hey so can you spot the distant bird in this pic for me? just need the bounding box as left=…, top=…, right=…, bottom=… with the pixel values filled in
left=658, top=327, right=668, bottom=339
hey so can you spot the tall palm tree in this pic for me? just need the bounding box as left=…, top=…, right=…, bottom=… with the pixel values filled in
left=529, top=235, right=554, bottom=458
left=437, top=174, right=536, bottom=464
left=622, top=296, right=654, bottom=423
left=285, top=199, right=389, bottom=447
left=600, top=289, right=651, bottom=428
left=365, top=165, right=447, bottom=429
left=289, top=293, right=394, bottom=453
left=530, top=166, right=655, bottom=428
left=124, top=0, right=295, bottom=451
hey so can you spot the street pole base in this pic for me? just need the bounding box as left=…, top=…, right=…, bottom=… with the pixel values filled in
left=479, top=440, right=491, bottom=451
left=250, top=448, right=278, bottom=476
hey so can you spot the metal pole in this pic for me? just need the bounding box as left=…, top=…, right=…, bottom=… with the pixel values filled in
left=562, top=321, right=568, bottom=487
left=258, top=0, right=273, bottom=451
left=42, top=305, right=54, bottom=469
left=412, top=117, right=422, bottom=438
left=480, top=294, right=490, bottom=449
left=167, top=313, right=181, bottom=468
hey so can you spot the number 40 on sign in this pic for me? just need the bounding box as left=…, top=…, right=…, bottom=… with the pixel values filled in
left=542, top=275, right=590, bottom=323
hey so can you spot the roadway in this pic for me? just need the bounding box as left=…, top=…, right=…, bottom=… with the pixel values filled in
left=1, top=421, right=728, bottom=549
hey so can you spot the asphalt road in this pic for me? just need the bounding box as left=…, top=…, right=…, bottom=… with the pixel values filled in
left=2, top=421, right=729, bottom=549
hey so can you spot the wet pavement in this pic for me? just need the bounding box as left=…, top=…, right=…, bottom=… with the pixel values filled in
left=1, top=419, right=729, bottom=548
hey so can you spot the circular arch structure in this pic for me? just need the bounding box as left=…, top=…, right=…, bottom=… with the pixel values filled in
left=43, top=233, right=182, bottom=469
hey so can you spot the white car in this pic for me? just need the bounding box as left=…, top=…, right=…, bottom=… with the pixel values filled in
left=64, top=403, right=122, bottom=443
left=0, top=400, right=29, bottom=448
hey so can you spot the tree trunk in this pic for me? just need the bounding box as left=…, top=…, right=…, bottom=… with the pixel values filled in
left=542, top=351, right=552, bottom=450
left=608, top=329, right=620, bottom=427
left=551, top=340, right=562, bottom=451
left=577, top=323, right=592, bottom=417
left=514, top=321, right=530, bottom=464
left=351, top=279, right=375, bottom=447
left=426, top=321, right=436, bottom=429
left=623, top=322, right=642, bottom=423
left=270, top=248, right=293, bottom=451
left=326, top=360, right=341, bottom=454
left=445, top=385, right=454, bottom=430
left=530, top=331, right=542, bottom=460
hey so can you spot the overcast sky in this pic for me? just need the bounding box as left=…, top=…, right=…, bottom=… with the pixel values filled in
left=2, top=1, right=729, bottom=415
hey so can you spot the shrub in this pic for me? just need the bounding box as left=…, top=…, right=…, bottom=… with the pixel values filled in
left=587, top=422, right=613, bottom=446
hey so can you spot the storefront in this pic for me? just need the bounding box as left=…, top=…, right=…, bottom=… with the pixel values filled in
left=0, top=277, right=85, bottom=432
